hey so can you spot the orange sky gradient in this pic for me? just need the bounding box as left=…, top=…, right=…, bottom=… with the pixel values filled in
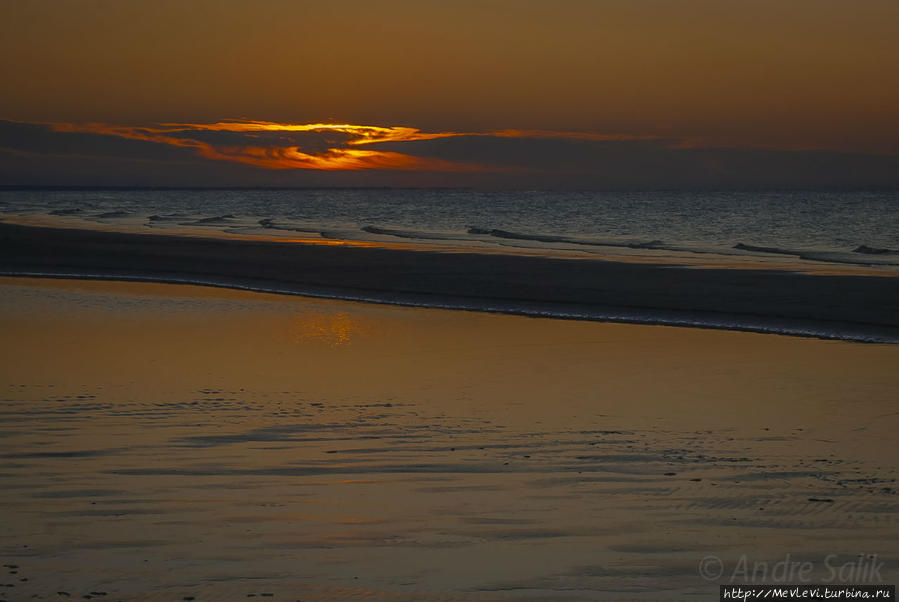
left=1, top=0, right=898, bottom=187
left=2, top=0, right=898, bottom=154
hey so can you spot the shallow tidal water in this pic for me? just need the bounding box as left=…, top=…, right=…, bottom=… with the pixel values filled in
left=0, top=278, right=897, bottom=601
left=2, top=188, right=898, bottom=272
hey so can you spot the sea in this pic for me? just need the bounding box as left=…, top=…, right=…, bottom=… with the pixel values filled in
left=1, top=188, right=897, bottom=270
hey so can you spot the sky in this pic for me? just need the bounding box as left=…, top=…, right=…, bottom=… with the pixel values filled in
left=1, top=0, right=898, bottom=188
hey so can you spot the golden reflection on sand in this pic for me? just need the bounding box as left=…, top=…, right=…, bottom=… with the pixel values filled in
left=288, top=311, right=366, bottom=347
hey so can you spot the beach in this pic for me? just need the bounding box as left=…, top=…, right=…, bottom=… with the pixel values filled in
left=5, top=0, right=899, bottom=598
left=2, top=222, right=898, bottom=343
left=1, top=276, right=897, bottom=601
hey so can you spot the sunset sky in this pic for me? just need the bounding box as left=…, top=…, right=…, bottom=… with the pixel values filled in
left=2, top=0, right=898, bottom=188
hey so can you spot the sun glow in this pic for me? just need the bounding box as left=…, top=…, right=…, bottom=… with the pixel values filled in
left=165, top=120, right=458, bottom=145
left=49, top=120, right=483, bottom=171
left=45, top=119, right=657, bottom=172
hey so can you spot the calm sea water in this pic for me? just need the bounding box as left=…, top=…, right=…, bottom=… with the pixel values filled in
left=1, top=188, right=897, bottom=268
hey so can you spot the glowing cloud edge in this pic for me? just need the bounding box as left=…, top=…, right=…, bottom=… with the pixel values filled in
left=44, top=120, right=658, bottom=172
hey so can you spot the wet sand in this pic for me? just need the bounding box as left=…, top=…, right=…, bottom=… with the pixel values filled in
left=2, top=221, right=899, bottom=342
left=0, top=277, right=897, bottom=601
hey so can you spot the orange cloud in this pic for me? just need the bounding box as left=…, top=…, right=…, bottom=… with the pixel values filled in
left=48, top=120, right=482, bottom=171
left=164, top=121, right=458, bottom=145
left=45, top=119, right=659, bottom=172
left=197, top=144, right=486, bottom=172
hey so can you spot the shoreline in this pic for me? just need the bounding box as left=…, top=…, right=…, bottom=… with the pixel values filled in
left=5, top=212, right=899, bottom=276
left=2, top=221, right=898, bottom=343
